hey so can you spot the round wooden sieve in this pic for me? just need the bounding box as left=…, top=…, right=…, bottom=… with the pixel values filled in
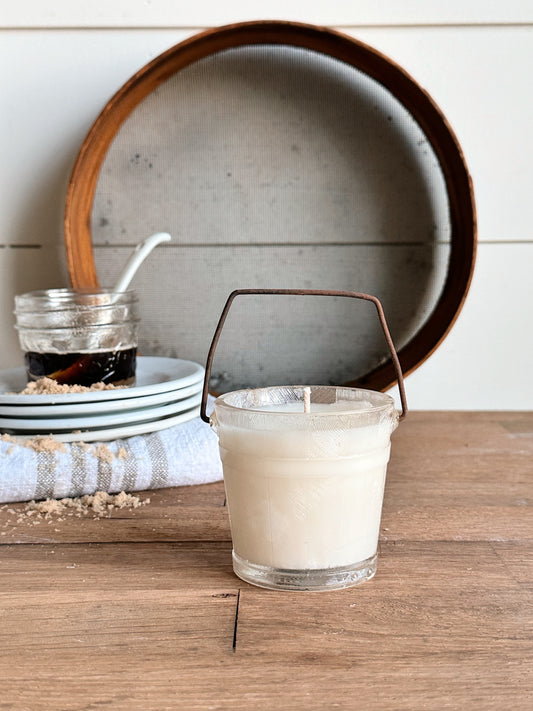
left=64, top=20, right=476, bottom=392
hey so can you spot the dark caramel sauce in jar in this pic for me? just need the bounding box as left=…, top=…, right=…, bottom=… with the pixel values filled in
left=24, top=347, right=137, bottom=386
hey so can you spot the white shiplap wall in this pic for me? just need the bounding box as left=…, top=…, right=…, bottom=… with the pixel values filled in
left=1, top=2, right=532, bottom=409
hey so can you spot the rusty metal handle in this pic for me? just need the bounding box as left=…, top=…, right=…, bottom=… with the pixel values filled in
left=200, top=289, right=407, bottom=422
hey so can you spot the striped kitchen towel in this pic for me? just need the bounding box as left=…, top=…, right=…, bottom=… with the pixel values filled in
left=0, top=411, right=222, bottom=504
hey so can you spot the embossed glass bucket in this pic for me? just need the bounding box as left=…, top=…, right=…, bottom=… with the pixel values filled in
left=201, top=289, right=407, bottom=591
left=211, top=384, right=399, bottom=591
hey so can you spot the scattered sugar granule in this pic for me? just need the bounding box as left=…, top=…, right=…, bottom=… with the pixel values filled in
left=1, top=491, right=150, bottom=530
left=1, top=433, right=127, bottom=460
left=94, top=444, right=114, bottom=464
left=0, top=435, right=16, bottom=455
left=17, top=378, right=125, bottom=395
left=24, top=436, right=67, bottom=453
left=1, top=432, right=67, bottom=453
left=26, top=491, right=150, bottom=520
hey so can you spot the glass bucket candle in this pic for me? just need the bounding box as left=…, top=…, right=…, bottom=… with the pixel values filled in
left=14, top=289, right=139, bottom=386
left=211, top=385, right=398, bottom=591
left=201, top=289, right=408, bottom=592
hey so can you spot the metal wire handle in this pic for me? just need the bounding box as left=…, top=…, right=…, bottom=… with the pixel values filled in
left=200, top=289, right=408, bottom=422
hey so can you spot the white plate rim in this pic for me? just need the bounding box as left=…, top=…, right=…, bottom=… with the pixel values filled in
left=0, top=392, right=202, bottom=431
left=19, top=406, right=201, bottom=443
left=0, top=380, right=202, bottom=417
left=0, top=356, right=205, bottom=405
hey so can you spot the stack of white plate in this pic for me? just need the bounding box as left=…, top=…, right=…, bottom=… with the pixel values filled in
left=0, top=356, right=205, bottom=442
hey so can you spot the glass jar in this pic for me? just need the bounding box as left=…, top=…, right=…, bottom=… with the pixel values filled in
left=211, top=385, right=399, bottom=591
left=14, top=289, right=140, bottom=386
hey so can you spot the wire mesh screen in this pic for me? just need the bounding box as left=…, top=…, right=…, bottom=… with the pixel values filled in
left=91, top=44, right=451, bottom=391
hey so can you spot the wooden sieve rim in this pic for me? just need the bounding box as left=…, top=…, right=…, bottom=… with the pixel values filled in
left=64, top=19, right=476, bottom=393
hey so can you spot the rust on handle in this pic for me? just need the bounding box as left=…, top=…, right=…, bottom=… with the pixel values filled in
left=201, top=289, right=408, bottom=422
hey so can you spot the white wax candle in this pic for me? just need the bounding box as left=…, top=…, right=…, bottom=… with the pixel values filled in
left=216, top=394, right=396, bottom=571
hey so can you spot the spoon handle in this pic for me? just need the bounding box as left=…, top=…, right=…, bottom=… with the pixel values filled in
left=114, top=232, right=171, bottom=293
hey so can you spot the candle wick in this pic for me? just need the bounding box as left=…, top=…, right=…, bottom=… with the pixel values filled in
left=303, top=387, right=311, bottom=413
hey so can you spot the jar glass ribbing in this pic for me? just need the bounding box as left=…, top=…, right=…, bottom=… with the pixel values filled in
left=14, top=289, right=140, bottom=386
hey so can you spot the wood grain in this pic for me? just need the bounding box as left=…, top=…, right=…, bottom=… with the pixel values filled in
left=0, top=412, right=531, bottom=710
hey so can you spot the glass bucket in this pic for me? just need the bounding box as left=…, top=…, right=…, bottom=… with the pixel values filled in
left=211, top=385, right=399, bottom=591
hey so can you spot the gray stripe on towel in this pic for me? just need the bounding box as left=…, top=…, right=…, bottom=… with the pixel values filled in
left=96, top=456, right=112, bottom=493
left=120, top=441, right=139, bottom=491
left=70, top=444, right=87, bottom=496
left=145, top=432, right=169, bottom=489
left=34, top=451, right=57, bottom=500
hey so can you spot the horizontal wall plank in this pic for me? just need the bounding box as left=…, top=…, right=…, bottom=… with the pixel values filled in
left=2, top=1, right=532, bottom=28
left=0, top=26, right=530, bottom=248
left=386, top=242, right=533, bottom=410
left=96, top=242, right=533, bottom=411
left=1, top=244, right=531, bottom=411
left=0, top=246, right=67, bottom=369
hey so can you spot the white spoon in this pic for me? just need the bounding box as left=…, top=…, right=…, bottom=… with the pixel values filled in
left=113, top=232, right=171, bottom=293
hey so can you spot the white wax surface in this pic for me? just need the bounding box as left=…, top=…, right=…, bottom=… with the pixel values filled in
left=217, top=405, right=394, bottom=570
left=250, top=400, right=375, bottom=413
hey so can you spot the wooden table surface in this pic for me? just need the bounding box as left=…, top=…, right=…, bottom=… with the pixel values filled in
left=0, top=411, right=531, bottom=710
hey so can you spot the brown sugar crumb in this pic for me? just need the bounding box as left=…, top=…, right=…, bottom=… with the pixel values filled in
left=23, top=491, right=150, bottom=521
left=18, top=377, right=125, bottom=395
left=1, top=433, right=67, bottom=454
left=94, top=444, right=114, bottom=464
left=30, top=498, right=65, bottom=516
left=1, top=434, right=127, bottom=460
left=0, top=488, right=149, bottom=531
left=0, top=434, right=17, bottom=454
left=24, top=436, right=67, bottom=453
